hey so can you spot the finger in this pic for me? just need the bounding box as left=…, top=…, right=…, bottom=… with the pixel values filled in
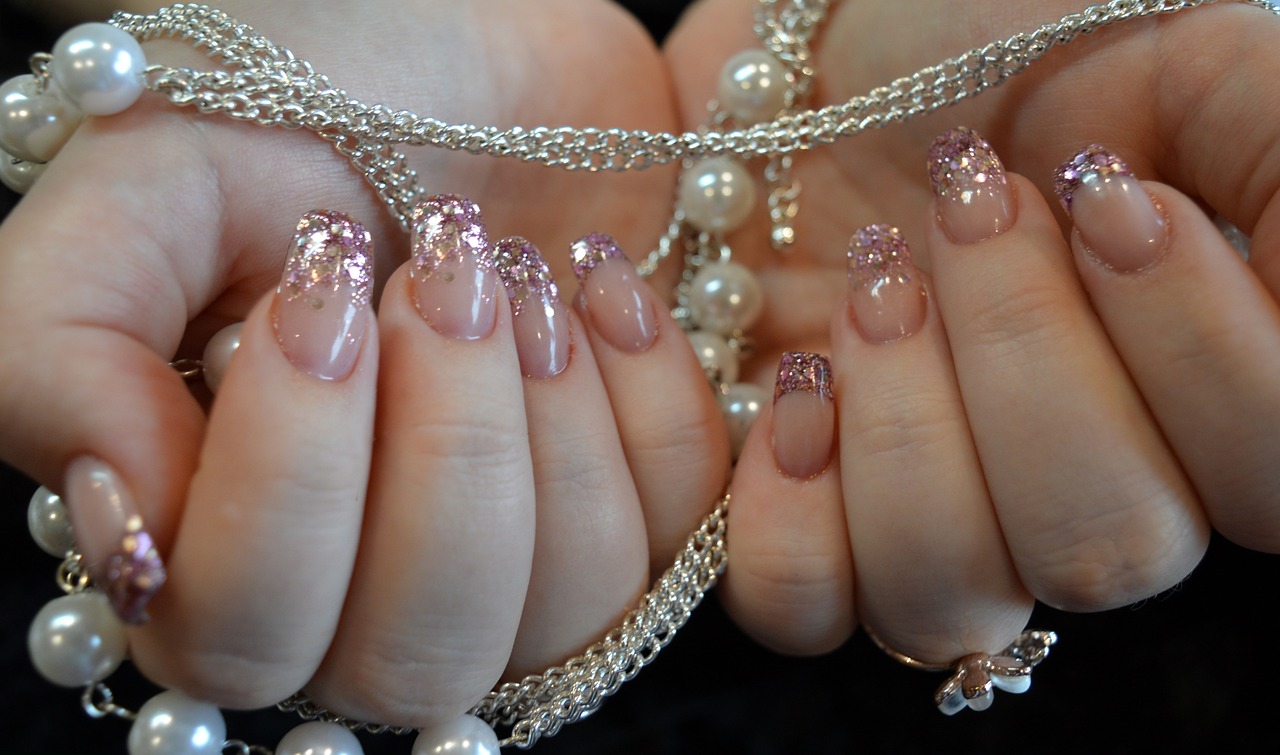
left=834, top=225, right=1033, bottom=663
left=1054, top=147, right=1280, bottom=551
left=721, top=353, right=854, bottom=655
left=568, top=234, right=731, bottom=574
left=926, top=128, right=1209, bottom=612
left=310, top=199, right=534, bottom=728
left=128, top=211, right=377, bottom=706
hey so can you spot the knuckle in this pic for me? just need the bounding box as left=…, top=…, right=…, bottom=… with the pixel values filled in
left=853, top=379, right=967, bottom=463
left=959, top=278, right=1079, bottom=362
left=138, top=641, right=317, bottom=710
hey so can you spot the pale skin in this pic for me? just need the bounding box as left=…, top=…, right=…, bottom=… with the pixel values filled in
left=1, top=0, right=1278, bottom=728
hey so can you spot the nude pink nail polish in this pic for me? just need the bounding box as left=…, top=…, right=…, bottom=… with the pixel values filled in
left=273, top=210, right=373, bottom=380
left=1053, top=145, right=1168, bottom=272
left=570, top=232, right=656, bottom=353
left=772, top=352, right=835, bottom=479
left=928, top=127, right=1017, bottom=244
left=410, top=195, right=500, bottom=340
left=494, top=237, right=570, bottom=379
left=848, top=225, right=927, bottom=344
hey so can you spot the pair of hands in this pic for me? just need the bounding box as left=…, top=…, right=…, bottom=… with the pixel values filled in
left=3, top=0, right=1279, bottom=730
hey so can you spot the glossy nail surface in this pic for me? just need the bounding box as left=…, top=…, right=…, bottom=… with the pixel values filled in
left=274, top=210, right=373, bottom=380
left=410, top=195, right=500, bottom=340
left=1054, top=145, right=1168, bottom=272
left=495, top=237, right=570, bottom=378
left=772, top=352, right=835, bottom=479
left=63, top=457, right=166, bottom=624
left=928, top=127, right=1016, bottom=244
left=570, top=233, right=656, bottom=352
left=848, top=225, right=927, bottom=344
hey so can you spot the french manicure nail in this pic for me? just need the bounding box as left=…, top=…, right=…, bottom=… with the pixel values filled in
left=772, top=352, right=835, bottom=479
left=1053, top=145, right=1168, bottom=272
left=495, top=237, right=570, bottom=378
left=569, top=233, right=656, bottom=353
left=928, top=127, right=1016, bottom=244
left=274, top=210, right=373, bottom=380
left=63, top=457, right=166, bottom=624
left=410, top=195, right=500, bottom=340
left=848, top=225, right=927, bottom=344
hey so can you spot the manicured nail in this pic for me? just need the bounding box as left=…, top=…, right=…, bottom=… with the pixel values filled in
left=772, top=352, right=835, bottom=479
left=1053, top=145, right=1168, bottom=272
left=495, top=237, right=570, bottom=378
left=63, top=457, right=166, bottom=624
left=409, top=194, right=500, bottom=340
left=569, top=233, right=656, bottom=353
left=274, top=210, right=373, bottom=380
left=928, top=127, right=1016, bottom=244
left=848, top=225, right=927, bottom=343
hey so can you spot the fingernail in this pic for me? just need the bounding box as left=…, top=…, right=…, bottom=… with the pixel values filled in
left=928, top=127, right=1016, bottom=244
left=495, top=237, right=570, bottom=378
left=63, top=457, right=166, bottom=624
left=772, top=352, right=835, bottom=479
left=274, top=210, right=373, bottom=380
left=848, top=225, right=927, bottom=344
left=409, top=195, right=500, bottom=340
left=569, top=233, right=656, bottom=353
left=1053, top=145, right=1168, bottom=272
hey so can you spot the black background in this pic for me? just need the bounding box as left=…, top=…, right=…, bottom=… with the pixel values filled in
left=2, top=1, right=1278, bottom=752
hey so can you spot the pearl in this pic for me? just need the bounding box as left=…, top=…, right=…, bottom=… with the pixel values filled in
left=411, top=714, right=500, bottom=755
left=678, top=157, right=757, bottom=235
left=0, top=74, right=83, bottom=163
left=276, top=721, right=364, bottom=755
left=717, top=50, right=790, bottom=125
left=27, top=593, right=128, bottom=687
left=686, top=330, right=739, bottom=385
left=128, top=690, right=226, bottom=755
left=52, top=23, right=147, bottom=116
left=687, top=260, right=765, bottom=335
left=719, top=382, right=769, bottom=459
left=991, top=671, right=1032, bottom=694
left=27, top=485, right=75, bottom=556
left=201, top=322, right=244, bottom=394
left=0, top=149, right=47, bottom=194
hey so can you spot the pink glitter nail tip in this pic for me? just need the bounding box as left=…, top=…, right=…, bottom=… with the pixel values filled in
left=410, top=194, right=492, bottom=275
left=927, top=127, right=1007, bottom=197
left=494, top=236, right=559, bottom=315
left=849, top=224, right=914, bottom=289
left=775, top=351, right=833, bottom=401
left=1053, top=145, right=1132, bottom=212
left=283, top=210, right=374, bottom=305
left=569, top=232, right=626, bottom=281
left=103, top=524, right=166, bottom=625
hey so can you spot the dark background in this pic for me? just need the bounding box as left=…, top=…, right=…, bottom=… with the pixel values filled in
left=3, top=1, right=1278, bottom=752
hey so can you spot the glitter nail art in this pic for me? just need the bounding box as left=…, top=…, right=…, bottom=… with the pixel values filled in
left=927, top=127, right=1007, bottom=198
left=494, top=236, right=560, bottom=314
left=1052, top=145, right=1131, bottom=212
left=102, top=516, right=166, bottom=625
left=775, top=351, right=833, bottom=401
left=410, top=194, right=492, bottom=279
left=282, top=210, right=374, bottom=305
left=849, top=224, right=914, bottom=289
left=569, top=232, right=625, bottom=280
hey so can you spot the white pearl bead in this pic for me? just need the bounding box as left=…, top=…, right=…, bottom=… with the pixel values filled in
left=411, top=714, right=500, bottom=755
left=276, top=721, right=364, bottom=755
left=0, top=74, right=83, bottom=163
left=717, top=50, right=790, bottom=125
left=128, top=690, right=226, bottom=755
left=201, top=322, right=244, bottom=394
left=686, top=330, right=739, bottom=385
left=719, top=382, right=769, bottom=459
left=27, top=485, right=75, bottom=556
left=0, top=149, right=47, bottom=194
left=688, top=260, right=765, bottom=335
left=52, top=23, right=147, bottom=116
left=27, top=592, right=128, bottom=687
left=678, top=157, right=756, bottom=235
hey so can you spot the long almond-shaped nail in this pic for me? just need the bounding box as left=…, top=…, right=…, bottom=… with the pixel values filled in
left=928, top=127, right=1016, bottom=244
left=274, top=210, right=373, bottom=380
left=410, top=195, right=500, bottom=340
left=1053, top=144, right=1168, bottom=272
left=848, top=225, right=927, bottom=343
left=569, top=233, right=656, bottom=353
left=495, top=237, right=570, bottom=378
left=772, top=352, right=835, bottom=479
left=63, top=457, right=165, bottom=624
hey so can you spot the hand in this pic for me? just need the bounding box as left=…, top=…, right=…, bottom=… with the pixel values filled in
left=664, top=0, right=1280, bottom=662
